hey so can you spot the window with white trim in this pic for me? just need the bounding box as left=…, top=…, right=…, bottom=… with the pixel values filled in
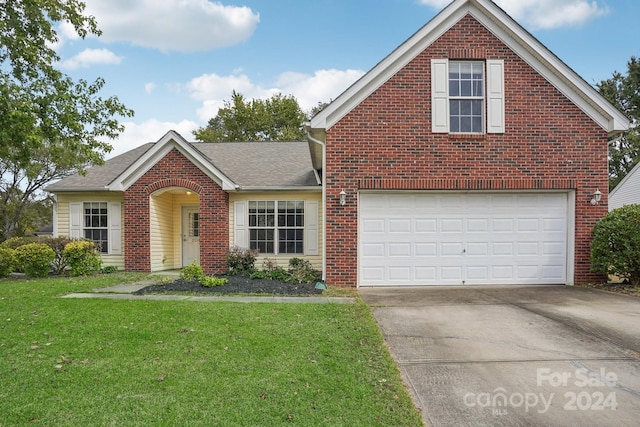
left=69, top=201, right=122, bottom=255
left=449, top=61, right=484, bottom=133
left=248, top=200, right=304, bottom=254
left=83, top=202, right=108, bottom=253
left=431, top=58, right=504, bottom=134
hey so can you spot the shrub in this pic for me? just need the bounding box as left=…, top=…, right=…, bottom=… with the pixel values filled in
left=15, top=243, right=55, bottom=278
left=591, top=204, right=640, bottom=286
left=226, top=246, right=257, bottom=275
left=288, top=258, right=321, bottom=283
left=200, top=276, right=228, bottom=287
left=180, top=261, right=205, bottom=281
left=180, top=261, right=227, bottom=287
left=101, top=265, right=118, bottom=274
left=40, top=236, right=75, bottom=275
left=0, top=236, right=37, bottom=250
left=0, top=247, right=17, bottom=277
left=63, top=240, right=102, bottom=276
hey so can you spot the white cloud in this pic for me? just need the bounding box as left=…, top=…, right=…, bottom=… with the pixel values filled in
left=144, top=82, right=157, bottom=94
left=186, top=68, right=364, bottom=121
left=275, top=69, right=365, bottom=112
left=105, top=119, right=200, bottom=159
left=419, top=0, right=609, bottom=29
left=60, top=48, right=123, bottom=69
left=83, top=0, right=260, bottom=52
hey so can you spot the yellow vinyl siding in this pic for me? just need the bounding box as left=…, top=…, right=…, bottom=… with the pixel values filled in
left=150, top=191, right=200, bottom=272
left=229, top=191, right=323, bottom=271
left=150, top=192, right=176, bottom=271
left=54, top=193, right=125, bottom=270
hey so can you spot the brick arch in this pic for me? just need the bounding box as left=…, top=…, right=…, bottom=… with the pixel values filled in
left=124, top=147, right=229, bottom=274
left=144, top=178, right=204, bottom=195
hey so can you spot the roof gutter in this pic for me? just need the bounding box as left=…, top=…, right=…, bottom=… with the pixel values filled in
left=232, top=186, right=321, bottom=192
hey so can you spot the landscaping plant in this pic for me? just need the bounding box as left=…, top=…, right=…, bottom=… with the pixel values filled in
left=14, top=243, right=55, bottom=277
left=63, top=240, right=102, bottom=276
left=0, top=247, right=16, bottom=277
left=179, top=261, right=227, bottom=287
left=226, top=246, right=257, bottom=274
left=591, top=204, right=640, bottom=286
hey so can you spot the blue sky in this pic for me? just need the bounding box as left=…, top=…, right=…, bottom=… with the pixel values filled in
left=53, top=0, right=639, bottom=158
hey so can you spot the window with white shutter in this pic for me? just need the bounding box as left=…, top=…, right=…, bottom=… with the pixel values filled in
left=431, top=59, right=505, bottom=134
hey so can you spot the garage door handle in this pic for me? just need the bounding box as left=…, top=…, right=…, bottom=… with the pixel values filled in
left=463, top=249, right=466, bottom=253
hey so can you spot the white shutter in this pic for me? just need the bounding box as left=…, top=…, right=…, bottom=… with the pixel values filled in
left=234, top=201, right=247, bottom=248
left=109, top=202, right=122, bottom=255
left=69, top=203, right=82, bottom=239
left=431, top=58, right=449, bottom=133
left=486, top=59, right=505, bottom=134
left=304, top=201, right=319, bottom=256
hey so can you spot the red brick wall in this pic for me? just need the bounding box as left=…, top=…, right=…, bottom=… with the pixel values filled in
left=325, top=14, right=608, bottom=286
left=124, top=148, right=229, bottom=274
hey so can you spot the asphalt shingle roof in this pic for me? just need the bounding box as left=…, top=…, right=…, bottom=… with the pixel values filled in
left=46, top=140, right=318, bottom=192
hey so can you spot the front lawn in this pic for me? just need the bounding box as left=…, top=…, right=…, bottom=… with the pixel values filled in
left=0, top=273, right=423, bottom=426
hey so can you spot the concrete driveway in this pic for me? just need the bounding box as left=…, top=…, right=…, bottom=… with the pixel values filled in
left=359, top=285, right=640, bottom=427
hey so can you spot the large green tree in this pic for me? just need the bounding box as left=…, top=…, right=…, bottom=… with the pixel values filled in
left=0, top=0, right=133, bottom=240
left=193, top=91, right=307, bottom=142
left=597, top=56, right=640, bottom=190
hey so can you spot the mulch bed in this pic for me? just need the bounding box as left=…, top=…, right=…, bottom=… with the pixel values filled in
left=133, top=275, right=324, bottom=296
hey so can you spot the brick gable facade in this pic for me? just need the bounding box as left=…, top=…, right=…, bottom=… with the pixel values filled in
left=324, top=14, right=608, bottom=286
left=124, top=148, right=229, bottom=274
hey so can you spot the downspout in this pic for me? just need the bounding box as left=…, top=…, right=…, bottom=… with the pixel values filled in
left=307, top=130, right=326, bottom=282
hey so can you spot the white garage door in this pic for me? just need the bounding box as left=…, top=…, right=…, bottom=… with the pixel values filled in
left=359, top=192, right=569, bottom=286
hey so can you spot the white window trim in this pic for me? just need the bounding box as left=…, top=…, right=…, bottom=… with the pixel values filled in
left=69, top=201, right=122, bottom=255
left=431, top=58, right=505, bottom=134
left=234, top=200, right=318, bottom=256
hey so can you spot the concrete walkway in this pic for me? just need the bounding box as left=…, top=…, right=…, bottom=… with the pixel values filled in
left=62, top=280, right=354, bottom=304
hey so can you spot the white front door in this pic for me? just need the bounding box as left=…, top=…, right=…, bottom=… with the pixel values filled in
left=182, top=206, right=200, bottom=266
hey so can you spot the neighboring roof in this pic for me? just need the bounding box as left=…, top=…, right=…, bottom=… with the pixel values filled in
left=46, top=131, right=319, bottom=193
left=609, top=160, right=640, bottom=211
left=309, top=0, right=629, bottom=136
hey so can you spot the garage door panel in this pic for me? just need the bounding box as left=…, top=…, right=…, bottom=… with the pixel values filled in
left=362, top=218, right=385, bottom=233
left=441, top=218, right=464, bottom=233
left=416, top=219, right=437, bottom=233
left=359, top=192, right=568, bottom=286
left=416, top=243, right=437, bottom=256
left=389, top=243, right=411, bottom=257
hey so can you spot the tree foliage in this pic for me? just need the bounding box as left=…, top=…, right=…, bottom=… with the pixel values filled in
left=193, top=91, right=307, bottom=142
left=591, top=204, right=640, bottom=286
left=597, top=56, right=640, bottom=190
left=0, top=0, right=134, bottom=240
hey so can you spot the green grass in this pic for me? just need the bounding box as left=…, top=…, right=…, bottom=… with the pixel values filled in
left=0, top=273, right=423, bottom=426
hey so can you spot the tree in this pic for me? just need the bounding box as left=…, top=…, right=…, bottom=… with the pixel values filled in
left=0, top=0, right=134, bottom=240
left=597, top=56, right=640, bottom=190
left=591, top=204, right=640, bottom=286
left=193, top=91, right=307, bottom=142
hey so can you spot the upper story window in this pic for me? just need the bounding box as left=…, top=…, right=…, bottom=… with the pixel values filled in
left=431, top=58, right=504, bottom=134
left=449, top=61, right=484, bottom=133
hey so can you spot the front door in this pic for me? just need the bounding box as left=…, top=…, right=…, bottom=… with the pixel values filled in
left=182, top=206, right=200, bottom=266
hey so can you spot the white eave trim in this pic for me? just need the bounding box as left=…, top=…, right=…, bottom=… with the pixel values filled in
left=235, top=186, right=322, bottom=192
left=107, top=130, right=237, bottom=192
left=309, top=0, right=629, bottom=135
